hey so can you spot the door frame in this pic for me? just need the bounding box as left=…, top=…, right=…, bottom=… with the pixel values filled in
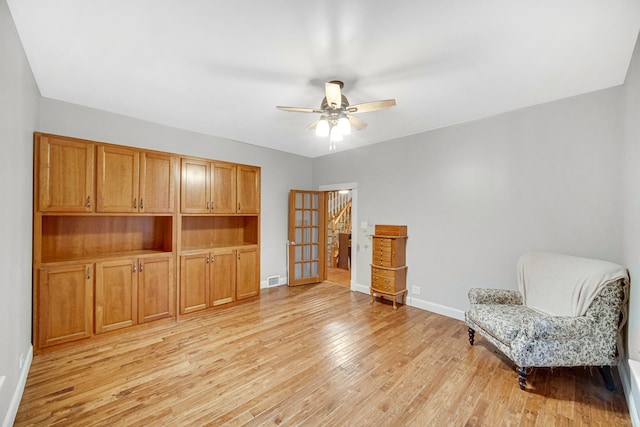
left=287, top=190, right=327, bottom=286
left=318, top=182, right=358, bottom=292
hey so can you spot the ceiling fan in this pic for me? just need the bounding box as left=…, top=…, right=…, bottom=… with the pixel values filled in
left=276, top=80, right=396, bottom=150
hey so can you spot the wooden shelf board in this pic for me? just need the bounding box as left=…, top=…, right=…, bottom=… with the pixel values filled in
left=40, top=249, right=174, bottom=266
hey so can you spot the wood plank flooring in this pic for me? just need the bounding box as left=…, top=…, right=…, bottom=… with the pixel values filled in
left=327, top=267, right=350, bottom=287
left=15, top=282, right=631, bottom=426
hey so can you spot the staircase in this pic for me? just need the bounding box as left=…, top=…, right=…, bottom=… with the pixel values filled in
left=327, top=191, right=352, bottom=268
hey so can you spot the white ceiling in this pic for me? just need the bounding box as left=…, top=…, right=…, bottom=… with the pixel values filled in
left=7, top=1, right=640, bottom=158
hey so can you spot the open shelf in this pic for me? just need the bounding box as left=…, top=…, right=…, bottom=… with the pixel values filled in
left=180, top=216, right=258, bottom=252
left=41, top=215, right=173, bottom=263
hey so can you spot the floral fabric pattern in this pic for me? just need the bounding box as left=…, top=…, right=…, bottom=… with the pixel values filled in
left=465, top=282, right=625, bottom=369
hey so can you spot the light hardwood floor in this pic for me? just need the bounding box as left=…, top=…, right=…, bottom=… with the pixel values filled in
left=16, top=282, right=631, bottom=426
left=327, top=267, right=350, bottom=287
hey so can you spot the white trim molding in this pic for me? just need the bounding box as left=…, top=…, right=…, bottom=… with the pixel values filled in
left=352, top=283, right=465, bottom=321
left=620, top=358, right=640, bottom=427
left=3, top=345, right=32, bottom=427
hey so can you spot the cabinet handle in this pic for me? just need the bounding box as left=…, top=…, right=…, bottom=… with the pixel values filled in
left=133, top=198, right=137, bottom=209
left=133, top=262, right=137, bottom=273
left=237, top=203, right=241, bottom=211
left=211, top=256, right=214, bottom=263
left=140, top=198, right=144, bottom=209
left=206, top=256, right=209, bottom=264
left=86, top=196, right=91, bottom=208
left=211, top=201, right=215, bottom=210
left=86, top=267, right=90, bottom=279
left=207, top=202, right=210, bottom=210
left=139, top=261, right=143, bottom=272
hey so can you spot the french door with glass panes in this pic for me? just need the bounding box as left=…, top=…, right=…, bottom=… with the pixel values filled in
left=288, top=190, right=326, bottom=286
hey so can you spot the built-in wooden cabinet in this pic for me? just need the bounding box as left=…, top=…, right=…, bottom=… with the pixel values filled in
left=36, top=264, right=93, bottom=349
left=33, top=132, right=261, bottom=353
left=237, top=165, right=260, bottom=214
left=179, top=246, right=258, bottom=314
left=37, top=135, right=94, bottom=212
left=95, top=258, right=138, bottom=333
left=95, top=255, right=175, bottom=333
left=181, top=158, right=260, bottom=214
left=97, top=145, right=176, bottom=213
left=236, top=246, right=259, bottom=299
left=210, top=248, right=236, bottom=306
left=138, top=255, right=176, bottom=323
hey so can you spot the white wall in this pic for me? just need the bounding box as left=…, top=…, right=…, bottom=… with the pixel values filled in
left=623, top=29, right=640, bottom=365
left=313, top=86, right=624, bottom=318
left=39, top=98, right=313, bottom=285
left=0, top=0, right=40, bottom=424
left=622, top=31, right=640, bottom=421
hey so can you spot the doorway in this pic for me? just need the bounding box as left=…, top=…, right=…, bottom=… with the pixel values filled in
left=286, top=185, right=357, bottom=289
left=325, top=189, right=353, bottom=287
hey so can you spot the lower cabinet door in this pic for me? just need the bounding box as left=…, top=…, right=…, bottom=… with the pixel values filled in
left=95, top=259, right=137, bottom=333
left=180, top=253, right=209, bottom=314
left=210, top=249, right=236, bottom=306
left=37, top=264, right=93, bottom=348
left=138, top=255, right=175, bottom=323
left=236, top=247, right=259, bottom=300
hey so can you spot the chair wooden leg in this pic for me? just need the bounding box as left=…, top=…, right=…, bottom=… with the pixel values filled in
left=468, top=327, right=475, bottom=345
left=516, top=366, right=527, bottom=390
left=598, top=366, right=615, bottom=391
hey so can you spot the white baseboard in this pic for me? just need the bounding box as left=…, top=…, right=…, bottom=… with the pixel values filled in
left=408, top=296, right=465, bottom=321
left=620, top=359, right=640, bottom=427
left=2, top=345, right=32, bottom=427
left=352, top=283, right=465, bottom=321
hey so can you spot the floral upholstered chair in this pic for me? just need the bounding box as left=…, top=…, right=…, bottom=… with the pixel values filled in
left=465, top=252, right=629, bottom=390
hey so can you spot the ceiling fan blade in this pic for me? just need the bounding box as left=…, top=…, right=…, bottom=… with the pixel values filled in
left=276, top=106, right=323, bottom=113
left=348, top=115, right=368, bottom=131
left=306, top=120, right=319, bottom=130
left=325, top=82, right=342, bottom=109
left=348, top=99, right=396, bottom=113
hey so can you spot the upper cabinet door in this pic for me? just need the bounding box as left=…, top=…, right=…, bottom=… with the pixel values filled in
left=37, top=135, right=94, bottom=212
left=181, top=158, right=210, bottom=214
left=211, top=162, right=236, bottom=214
left=140, top=152, right=176, bottom=213
left=97, top=145, right=140, bottom=213
left=237, top=165, right=260, bottom=214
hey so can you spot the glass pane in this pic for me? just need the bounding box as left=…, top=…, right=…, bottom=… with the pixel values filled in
left=303, top=210, right=310, bottom=226
left=311, top=261, right=318, bottom=276
left=303, top=262, right=310, bottom=277
left=295, top=210, right=302, bottom=226
left=294, top=246, right=302, bottom=261
left=295, top=193, right=302, bottom=209
left=312, top=227, right=318, bottom=242
left=312, top=211, right=318, bottom=226
left=312, top=244, right=318, bottom=259
left=303, top=228, right=310, bottom=243
left=295, top=228, right=302, bottom=243
left=294, top=263, right=302, bottom=279
left=303, top=245, right=310, bottom=260
left=312, top=194, right=318, bottom=209
left=304, top=193, right=311, bottom=209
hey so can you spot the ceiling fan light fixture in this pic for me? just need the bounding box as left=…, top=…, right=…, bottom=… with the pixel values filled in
left=316, top=118, right=329, bottom=137
left=330, top=125, right=343, bottom=143
left=277, top=79, right=396, bottom=151
left=338, top=116, right=351, bottom=135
